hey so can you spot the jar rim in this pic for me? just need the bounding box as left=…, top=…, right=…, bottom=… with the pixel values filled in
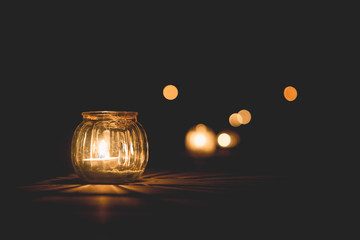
left=82, top=111, right=138, bottom=120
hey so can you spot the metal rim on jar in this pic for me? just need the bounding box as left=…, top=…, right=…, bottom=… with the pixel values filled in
left=82, top=111, right=138, bottom=120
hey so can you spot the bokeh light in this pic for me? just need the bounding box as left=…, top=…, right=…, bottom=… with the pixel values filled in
left=217, top=131, right=240, bottom=148
left=238, top=109, right=251, bottom=125
left=163, top=85, right=178, bottom=100
left=229, top=113, right=242, bottom=127
left=185, top=124, right=217, bottom=157
left=284, top=86, right=297, bottom=101
left=217, top=133, right=231, bottom=147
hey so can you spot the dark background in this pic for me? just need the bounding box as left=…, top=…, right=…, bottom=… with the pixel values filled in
left=4, top=4, right=338, bottom=186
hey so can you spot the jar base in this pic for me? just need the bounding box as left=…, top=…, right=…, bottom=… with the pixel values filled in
left=78, top=169, right=144, bottom=184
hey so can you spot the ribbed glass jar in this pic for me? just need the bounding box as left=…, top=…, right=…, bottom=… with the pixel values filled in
left=71, top=111, right=149, bottom=183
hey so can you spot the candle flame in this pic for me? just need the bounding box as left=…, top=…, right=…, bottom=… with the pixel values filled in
left=99, top=140, right=110, bottom=159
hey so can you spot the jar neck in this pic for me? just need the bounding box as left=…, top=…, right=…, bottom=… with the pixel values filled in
left=82, top=111, right=138, bottom=121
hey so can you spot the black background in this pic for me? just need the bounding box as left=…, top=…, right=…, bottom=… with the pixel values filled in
left=4, top=4, right=339, bottom=186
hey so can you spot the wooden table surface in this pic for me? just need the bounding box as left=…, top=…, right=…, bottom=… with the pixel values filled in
left=9, top=170, right=302, bottom=238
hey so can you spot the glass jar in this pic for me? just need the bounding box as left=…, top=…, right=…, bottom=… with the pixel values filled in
left=71, top=111, right=149, bottom=183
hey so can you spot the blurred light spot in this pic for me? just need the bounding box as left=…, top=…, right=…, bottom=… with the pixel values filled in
left=217, top=130, right=240, bottom=148
left=185, top=124, right=216, bottom=157
left=238, top=109, right=251, bottom=124
left=195, top=123, right=207, bottom=131
left=193, top=133, right=207, bottom=147
left=163, top=85, right=178, bottom=100
left=284, top=86, right=297, bottom=101
left=217, top=133, right=231, bottom=147
left=229, top=113, right=242, bottom=127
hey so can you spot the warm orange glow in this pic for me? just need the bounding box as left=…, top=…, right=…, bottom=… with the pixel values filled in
left=71, top=111, right=148, bottom=183
left=238, top=109, right=251, bottom=125
left=229, top=113, right=242, bottom=127
left=217, top=131, right=240, bottom=148
left=193, top=133, right=207, bottom=147
left=284, top=86, right=297, bottom=101
left=185, top=124, right=216, bottom=157
left=217, top=133, right=231, bottom=147
left=99, top=140, right=110, bottom=159
left=163, top=85, right=178, bottom=100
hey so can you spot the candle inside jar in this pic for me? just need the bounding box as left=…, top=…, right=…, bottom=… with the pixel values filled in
left=83, top=156, right=119, bottom=169
left=83, top=140, right=119, bottom=170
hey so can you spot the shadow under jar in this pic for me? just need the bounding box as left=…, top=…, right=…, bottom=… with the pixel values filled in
left=71, top=111, right=149, bottom=183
